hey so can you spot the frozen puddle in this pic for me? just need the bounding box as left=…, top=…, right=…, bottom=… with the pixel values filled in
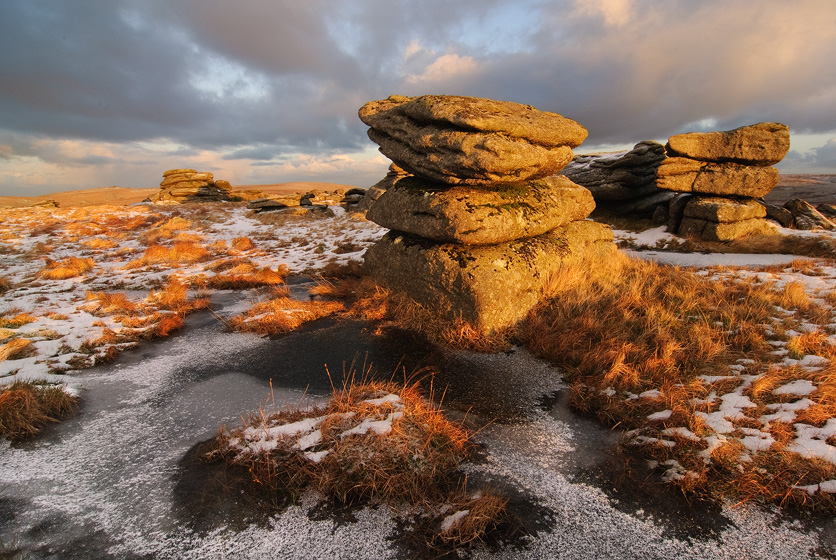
left=2, top=299, right=835, bottom=558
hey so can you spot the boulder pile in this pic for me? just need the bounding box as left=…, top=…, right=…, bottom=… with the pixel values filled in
left=359, top=95, right=616, bottom=333
left=657, top=123, right=790, bottom=241
left=560, top=140, right=670, bottom=217
left=148, top=169, right=232, bottom=204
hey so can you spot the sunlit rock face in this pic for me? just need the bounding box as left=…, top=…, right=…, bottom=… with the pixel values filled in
left=654, top=122, right=790, bottom=241
left=148, top=169, right=231, bottom=204
left=359, top=94, right=615, bottom=334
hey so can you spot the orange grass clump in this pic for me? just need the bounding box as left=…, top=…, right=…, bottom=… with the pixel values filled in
left=208, top=379, right=472, bottom=504
left=37, top=256, right=95, bottom=279
left=230, top=297, right=344, bottom=334
left=147, top=277, right=209, bottom=314
left=207, top=264, right=288, bottom=289
left=0, top=381, right=78, bottom=440
left=0, top=338, right=34, bottom=362
left=0, top=312, right=37, bottom=329
left=125, top=242, right=210, bottom=268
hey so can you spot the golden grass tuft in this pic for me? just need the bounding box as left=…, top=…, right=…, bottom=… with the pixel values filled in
left=37, top=256, right=95, bottom=279
left=0, top=381, right=78, bottom=440
left=208, top=379, right=472, bottom=505
left=84, top=291, right=141, bottom=316
left=0, top=312, right=37, bottom=329
left=81, top=238, right=119, bottom=250
left=207, top=264, right=288, bottom=289
left=787, top=330, right=835, bottom=360
left=0, top=338, right=34, bottom=362
left=0, top=276, right=13, bottom=294
left=147, top=277, right=209, bottom=314
left=230, top=297, right=345, bottom=334
left=231, top=236, right=256, bottom=252
left=125, top=242, right=210, bottom=268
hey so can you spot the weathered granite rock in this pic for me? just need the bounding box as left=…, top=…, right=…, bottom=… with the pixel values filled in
left=817, top=203, right=836, bottom=219
left=560, top=140, right=666, bottom=201
left=762, top=203, right=794, bottom=228
left=150, top=169, right=231, bottom=204
left=366, top=175, right=595, bottom=244
left=667, top=193, right=694, bottom=232
left=656, top=158, right=778, bottom=198
left=666, top=123, right=790, bottom=166
left=162, top=168, right=197, bottom=177
left=364, top=220, right=616, bottom=333
left=678, top=217, right=778, bottom=241
left=606, top=191, right=675, bottom=217
left=247, top=195, right=302, bottom=212
left=160, top=172, right=214, bottom=187
left=683, top=196, right=767, bottom=222
left=359, top=95, right=585, bottom=185
left=784, top=199, right=836, bottom=231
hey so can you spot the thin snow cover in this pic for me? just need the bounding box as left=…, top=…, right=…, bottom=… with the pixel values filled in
left=440, top=509, right=470, bottom=533
left=228, top=392, right=404, bottom=459
left=790, top=419, right=836, bottom=464
left=773, top=379, right=817, bottom=396
left=647, top=410, right=673, bottom=421
left=0, top=202, right=386, bottom=388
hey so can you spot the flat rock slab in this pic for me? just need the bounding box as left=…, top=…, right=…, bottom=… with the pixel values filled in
left=161, top=172, right=215, bottom=187
left=683, top=196, right=767, bottom=222
left=360, top=95, right=588, bottom=148
left=666, top=122, right=789, bottom=166
left=678, top=216, right=778, bottom=241
left=364, top=220, right=616, bottom=333
left=560, top=140, right=666, bottom=201
left=656, top=158, right=778, bottom=198
left=359, top=95, right=585, bottom=185
left=366, top=175, right=595, bottom=244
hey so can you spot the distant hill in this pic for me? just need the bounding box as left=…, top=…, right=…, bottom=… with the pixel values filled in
left=0, top=182, right=360, bottom=208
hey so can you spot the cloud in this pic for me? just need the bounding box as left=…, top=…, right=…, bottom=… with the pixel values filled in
left=1, top=0, right=836, bottom=195
left=779, top=137, right=836, bottom=173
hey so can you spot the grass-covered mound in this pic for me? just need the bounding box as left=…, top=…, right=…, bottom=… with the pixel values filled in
left=206, top=378, right=508, bottom=548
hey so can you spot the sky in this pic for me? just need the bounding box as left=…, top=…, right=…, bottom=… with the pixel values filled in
left=1, top=0, right=835, bottom=196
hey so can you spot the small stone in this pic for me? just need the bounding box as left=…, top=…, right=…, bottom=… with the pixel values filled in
left=666, top=122, right=790, bottom=166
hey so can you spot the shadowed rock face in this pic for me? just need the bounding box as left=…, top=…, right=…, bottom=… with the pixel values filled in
left=364, top=221, right=616, bottom=333
left=359, top=95, right=587, bottom=185
left=560, top=140, right=666, bottom=201
left=366, top=175, right=595, bottom=245
left=666, top=122, right=790, bottom=166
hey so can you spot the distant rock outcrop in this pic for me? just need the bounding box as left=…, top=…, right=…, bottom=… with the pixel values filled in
left=360, top=94, right=615, bottom=333
left=656, top=123, right=789, bottom=241
left=148, top=169, right=232, bottom=204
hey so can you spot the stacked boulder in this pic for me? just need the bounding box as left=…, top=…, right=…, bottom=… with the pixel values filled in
left=359, top=95, right=616, bottom=334
left=148, top=169, right=232, bottom=204
left=657, top=123, right=790, bottom=241
left=560, top=140, right=669, bottom=217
